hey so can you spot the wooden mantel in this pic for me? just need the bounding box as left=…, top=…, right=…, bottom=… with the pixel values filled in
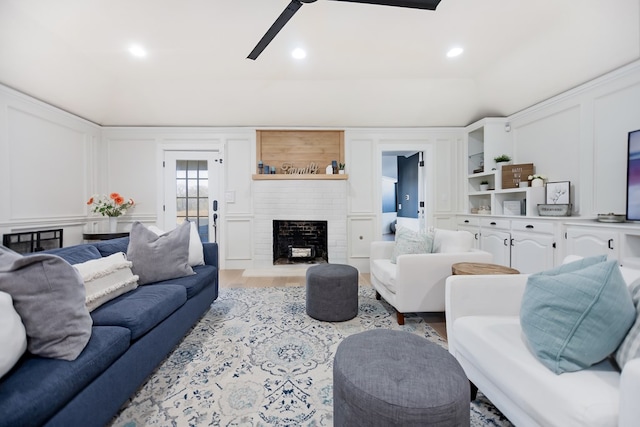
left=254, top=129, right=346, bottom=180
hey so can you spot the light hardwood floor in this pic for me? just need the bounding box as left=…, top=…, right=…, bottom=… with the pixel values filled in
left=218, top=269, right=447, bottom=339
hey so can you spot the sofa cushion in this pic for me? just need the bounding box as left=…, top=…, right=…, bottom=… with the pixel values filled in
left=73, top=252, right=139, bottom=311
left=454, top=316, right=621, bottom=427
left=371, top=259, right=397, bottom=294
left=0, top=291, right=27, bottom=379
left=148, top=221, right=205, bottom=267
left=154, top=264, right=217, bottom=299
left=521, top=258, right=636, bottom=374
left=91, top=284, right=187, bottom=340
left=127, top=221, right=194, bottom=285
left=391, top=225, right=434, bottom=263
left=0, top=325, right=130, bottom=427
left=616, top=279, right=640, bottom=369
left=41, top=244, right=102, bottom=264
left=91, top=236, right=130, bottom=257
left=0, top=246, right=92, bottom=361
left=433, top=229, right=473, bottom=253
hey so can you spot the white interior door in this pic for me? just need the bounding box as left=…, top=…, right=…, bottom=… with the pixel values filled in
left=163, top=151, right=222, bottom=243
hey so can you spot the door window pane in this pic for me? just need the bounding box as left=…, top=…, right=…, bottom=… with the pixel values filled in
left=176, top=160, right=209, bottom=242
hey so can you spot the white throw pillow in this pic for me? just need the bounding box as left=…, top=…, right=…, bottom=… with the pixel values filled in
left=0, top=291, right=27, bottom=379
left=432, top=229, right=473, bottom=253
left=148, top=222, right=205, bottom=267
left=74, top=252, right=139, bottom=311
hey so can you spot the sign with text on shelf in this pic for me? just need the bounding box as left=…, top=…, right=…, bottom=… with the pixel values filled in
left=502, top=163, right=534, bottom=189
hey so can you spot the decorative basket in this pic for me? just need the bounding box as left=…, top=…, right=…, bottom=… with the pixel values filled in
left=537, top=204, right=572, bottom=217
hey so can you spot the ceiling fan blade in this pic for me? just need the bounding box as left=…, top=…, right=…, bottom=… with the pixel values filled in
left=332, top=0, right=441, bottom=10
left=247, top=0, right=304, bottom=60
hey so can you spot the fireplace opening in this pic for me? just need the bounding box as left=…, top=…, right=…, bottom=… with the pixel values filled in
left=273, top=220, right=328, bottom=265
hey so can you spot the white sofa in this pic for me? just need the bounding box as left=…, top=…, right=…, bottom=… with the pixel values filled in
left=370, top=228, right=492, bottom=325
left=445, top=264, right=640, bottom=427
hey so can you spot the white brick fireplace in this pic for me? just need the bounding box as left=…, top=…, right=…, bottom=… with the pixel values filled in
left=252, top=180, right=348, bottom=267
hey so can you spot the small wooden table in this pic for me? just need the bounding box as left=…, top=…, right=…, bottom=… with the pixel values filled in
left=451, top=262, right=520, bottom=276
left=82, top=232, right=129, bottom=241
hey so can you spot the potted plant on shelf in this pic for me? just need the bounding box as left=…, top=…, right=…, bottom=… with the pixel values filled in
left=493, top=154, right=512, bottom=168
left=480, top=180, right=489, bottom=191
left=339, top=163, right=346, bottom=174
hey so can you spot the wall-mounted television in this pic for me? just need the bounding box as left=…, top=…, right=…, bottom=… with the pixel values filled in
left=627, top=129, right=640, bottom=221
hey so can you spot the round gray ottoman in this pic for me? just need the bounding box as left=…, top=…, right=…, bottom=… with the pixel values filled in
left=333, top=329, right=470, bottom=427
left=305, top=263, right=358, bottom=322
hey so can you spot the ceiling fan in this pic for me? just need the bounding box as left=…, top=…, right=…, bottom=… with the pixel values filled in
left=247, top=0, right=442, bottom=60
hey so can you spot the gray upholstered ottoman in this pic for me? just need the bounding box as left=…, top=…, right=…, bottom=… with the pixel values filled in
left=305, top=263, right=358, bottom=321
left=333, top=329, right=470, bottom=427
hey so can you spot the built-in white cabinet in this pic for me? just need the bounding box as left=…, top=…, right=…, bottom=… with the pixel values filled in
left=564, top=222, right=640, bottom=268
left=565, top=226, right=618, bottom=260
left=479, top=218, right=512, bottom=267
left=458, top=215, right=561, bottom=274
left=456, top=217, right=480, bottom=249
left=510, top=219, right=556, bottom=273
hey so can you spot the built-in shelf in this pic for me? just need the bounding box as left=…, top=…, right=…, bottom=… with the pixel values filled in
left=252, top=174, right=348, bottom=180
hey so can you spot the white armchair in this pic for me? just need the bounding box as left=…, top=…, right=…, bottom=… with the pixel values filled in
left=369, top=228, right=492, bottom=325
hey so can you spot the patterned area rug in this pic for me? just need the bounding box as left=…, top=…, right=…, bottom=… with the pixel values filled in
left=110, top=286, right=513, bottom=426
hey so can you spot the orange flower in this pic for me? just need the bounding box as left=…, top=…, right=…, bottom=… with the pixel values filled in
left=86, top=197, right=94, bottom=205
left=109, top=192, right=121, bottom=200
left=113, top=196, right=125, bottom=205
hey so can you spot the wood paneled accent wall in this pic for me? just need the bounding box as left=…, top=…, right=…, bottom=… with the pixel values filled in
left=255, top=130, right=344, bottom=178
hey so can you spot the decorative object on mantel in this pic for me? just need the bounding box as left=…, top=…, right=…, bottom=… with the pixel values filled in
left=258, top=161, right=264, bottom=174
left=339, top=163, right=346, bottom=174
left=325, top=164, right=333, bottom=174
left=519, top=181, right=529, bottom=188
left=87, top=193, right=135, bottom=232
left=501, top=163, right=534, bottom=189
left=281, top=162, right=319, bottom=175
left=528, top=174, right=546, bottom=188
left=332, top=160, right=338, bottom=174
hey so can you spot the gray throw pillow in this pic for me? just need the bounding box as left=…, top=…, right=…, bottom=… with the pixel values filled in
left=127, top=221, right=194, bottom=285
left=0, top=245, right=92, bottom=361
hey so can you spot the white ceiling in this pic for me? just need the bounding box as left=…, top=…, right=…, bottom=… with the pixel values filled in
left=0, top=0, right=638, bottom=127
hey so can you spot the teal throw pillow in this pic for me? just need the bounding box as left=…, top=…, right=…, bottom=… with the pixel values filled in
left=521, top=258, right=635, bottom=374
left=390, top=226, right=434, bottom=264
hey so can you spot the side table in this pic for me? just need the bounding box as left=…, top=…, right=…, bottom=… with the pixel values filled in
left=83, top=232, right=129, bottom=242
left=451, top=262, right=520, bottom=276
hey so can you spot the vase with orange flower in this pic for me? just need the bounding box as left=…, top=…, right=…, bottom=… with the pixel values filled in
left=87, top=192, right=135, bottom=232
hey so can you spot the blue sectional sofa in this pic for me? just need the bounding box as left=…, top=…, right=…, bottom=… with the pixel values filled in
left=0, top=237, right=219, bottom=427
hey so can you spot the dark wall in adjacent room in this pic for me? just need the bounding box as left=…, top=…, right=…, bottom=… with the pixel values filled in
left=397, top=153, right=419, bottom=218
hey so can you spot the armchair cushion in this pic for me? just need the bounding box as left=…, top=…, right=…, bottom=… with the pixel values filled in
left=616, top=279, right=640, bottom=370
left=390, top=226, right=433, bottom=263
left=433, top=229, right=473, bottom=253
left=521, top=258, right=636, bottom=374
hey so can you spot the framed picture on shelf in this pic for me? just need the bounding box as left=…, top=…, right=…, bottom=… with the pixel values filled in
left=546, top=181, right=570, bottom=204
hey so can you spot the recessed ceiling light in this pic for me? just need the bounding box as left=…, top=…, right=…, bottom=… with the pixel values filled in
left=446, top=47, right=464, bottom=58
left=128, top=44, right=147, bottom=58
left=291, top=48, right=307, bottom=59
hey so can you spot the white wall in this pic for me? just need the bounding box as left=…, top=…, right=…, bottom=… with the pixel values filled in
left=0, top=85, right=100, bottom=245
left=510, top=61, right=640, bottom=217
